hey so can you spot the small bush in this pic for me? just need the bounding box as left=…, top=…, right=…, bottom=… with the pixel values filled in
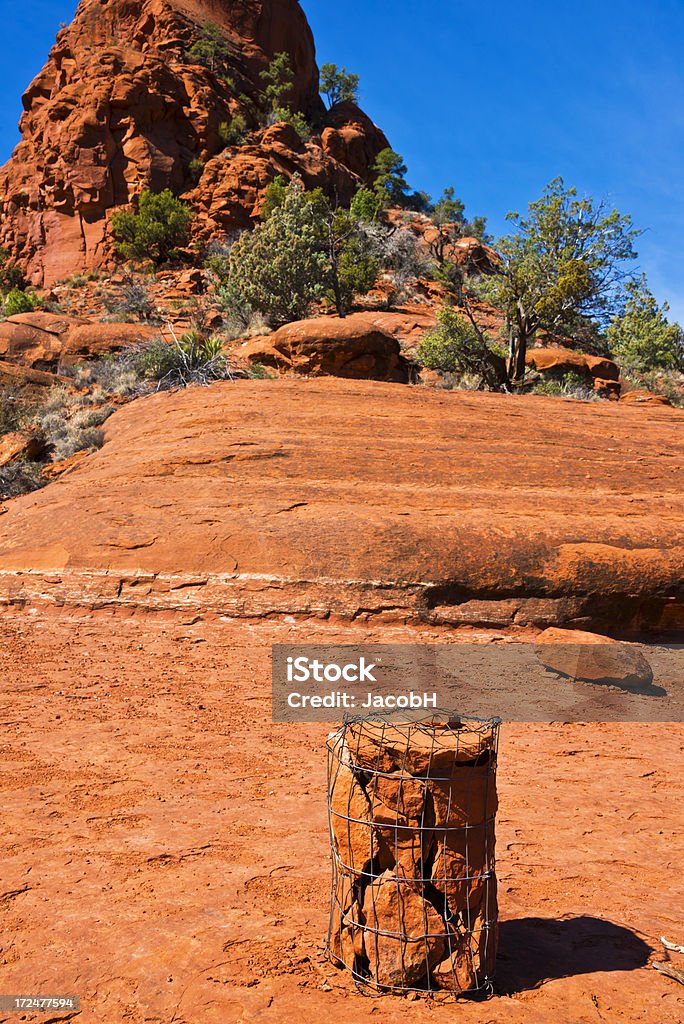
left=103, top=277, right=157, bottom=321
left=111, top=189, right=193, bottom=265
left=247, top=362, right=276, bottom=380
left=0, top=384, right=30, bottom=433
left=268, top=107, right=311, bottom=140
left=0, top=459, right=45, bottom=500
left=350, top=188, right=382, bottom=223
left=137, top=331, right=231, bottom=389
left=219, top=115, right=248, bottom=147
left=188, top=157, right=204, bottom=184
left=186, top=24, right=229, bottom=74
left=531, top=371, right=598, bottom=400
left=0, top=249, right=27, bottom=294
left=607, top=276, right=684, bottom=373
left=3, top=288, right=38, bottom=317
left=86, top=353, right=144, bottom=398
left=416, top=306, right=505, bottom=390
left=39, top=395, right=113, bottom=461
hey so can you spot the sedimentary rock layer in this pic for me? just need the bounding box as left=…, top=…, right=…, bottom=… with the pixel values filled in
left=0, top=379, right=681, bottom=630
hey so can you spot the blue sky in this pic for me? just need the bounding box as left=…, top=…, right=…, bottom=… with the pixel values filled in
left=1, top=0, right=682, bottom=322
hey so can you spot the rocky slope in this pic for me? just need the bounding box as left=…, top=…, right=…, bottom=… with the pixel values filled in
left=0, top=0, right=388, bottom=285
left=1, top=378, right=681, bottom=632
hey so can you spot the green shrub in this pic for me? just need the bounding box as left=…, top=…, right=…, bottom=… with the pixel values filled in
left=320, top=64, right=360, bottom=109
left=186, top=24, right=229, bottom=74
left=2, top=288, right=38, bottom=316
left=260, top=52, right=295, bottom=113
left=607, top=276, right=684, bottom=373
left=0, top=249, right=27, bottom=294
left=270, top=107, right=311, bottom=140
left=216, top=179, right=329, bottom=324
left=531, top=371, right=597, bottom=400
left=372, top=149, right=411, bottom=208
left=111, top=189, right=193, bottom=265
left=259, top=53, right=311, bottom=138
left=416, top=306, right=505, bottom=390
left=219, top=114, right=248, bottom=147
left=247, top=362, right=276, bottom=380
left=350, top=188, right=383, bottom=223
left=188, top=157, right=204, bottom=184
left=212, top=177, right=377, bottom=324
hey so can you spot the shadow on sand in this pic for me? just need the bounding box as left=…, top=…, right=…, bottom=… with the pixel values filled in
left=496, top=915, right=651, bottom=993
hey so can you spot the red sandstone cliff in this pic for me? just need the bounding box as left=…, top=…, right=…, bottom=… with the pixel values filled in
left=0, top=0, right=388, bottom=285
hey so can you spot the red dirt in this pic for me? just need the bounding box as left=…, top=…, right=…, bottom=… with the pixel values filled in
left=0, top=607, right=682, bottom=1023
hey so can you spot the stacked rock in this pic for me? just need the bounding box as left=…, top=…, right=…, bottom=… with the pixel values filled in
left=327, top=713, right=499, bottom=994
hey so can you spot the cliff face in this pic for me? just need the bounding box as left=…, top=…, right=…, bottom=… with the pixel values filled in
left=0, top=0, right=388, bottom=284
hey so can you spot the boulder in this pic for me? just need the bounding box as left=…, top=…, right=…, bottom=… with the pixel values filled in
left=0, top=321, right=64, bottom=369
left=60, top=323, right=162, bottom=365
left=364, top=872, right=447, bottom=988
left=621, top=389, right=673, bottom=406
left=347, top=718, right=497, bottom=777
left=526, top=346, right=620, bottom=382
left=329, top=758, right=376, bottom=876
left=0, top=312, right=87, bottom=369
left=41, top=450, right=90, bottom=480
left=535, top=627, right=654, bottom=691
left=0, top=359, right=72, bottom=386
left=241, top=315, right=410, bottom=383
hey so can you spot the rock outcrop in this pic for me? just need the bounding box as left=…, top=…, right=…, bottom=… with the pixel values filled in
left=241, top=314, right=411, bottom=382
left=0, top=0, right=388, bottom=285
left=525, top=345, right=621, bottom=394
left=0, top=378, right=681, bottom=631
left=0, top=312, right=163, bottom=369
left=535, top=627, right=655, bottom=691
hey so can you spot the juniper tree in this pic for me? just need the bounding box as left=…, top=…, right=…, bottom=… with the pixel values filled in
left=320, top=64, right=360, bottom=108
left=483, top=178, right=640, bottom=381
left=607, top=276, right=684, bottom=372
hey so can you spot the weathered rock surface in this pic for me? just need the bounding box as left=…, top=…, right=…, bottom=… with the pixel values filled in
left=0, top=313, right=164, bottom=369
left=0, top=359, right=70, bottom=386
left=535, top=627, right=655, bottom=690
left=621, top=389, right=673, bottom=406
left=0, top=0, right=388, bottom=285
left=0, top=379, right=681, bottom=630
left=526, top=346, right=620, bottom=382
left=59, top=322, right=162, bottom=365
left=241, top=314, right=411, bottom=381
left=0, top=312, right=84, bottom=368
left=363, top=872, right=447, bottom=988
left=0, top=430, right=44, bottom=467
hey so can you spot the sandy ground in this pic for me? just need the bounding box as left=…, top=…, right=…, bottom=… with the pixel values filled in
left=0, top=607, right=682, bottom=1024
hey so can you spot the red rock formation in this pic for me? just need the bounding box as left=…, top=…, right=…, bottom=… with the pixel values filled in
left=0, top=378, right=681, bottom=631
left=0, top=311, right=163, bottom=368
left=240, top=313, right=411, bottom=381
left=0, top=0, right=388, bottom=285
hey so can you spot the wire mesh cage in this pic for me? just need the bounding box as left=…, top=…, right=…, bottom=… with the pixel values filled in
left=327, top=710, right=500, bottom=996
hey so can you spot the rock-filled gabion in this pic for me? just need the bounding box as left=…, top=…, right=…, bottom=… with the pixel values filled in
left=327, top=713, right=499, bottom=995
